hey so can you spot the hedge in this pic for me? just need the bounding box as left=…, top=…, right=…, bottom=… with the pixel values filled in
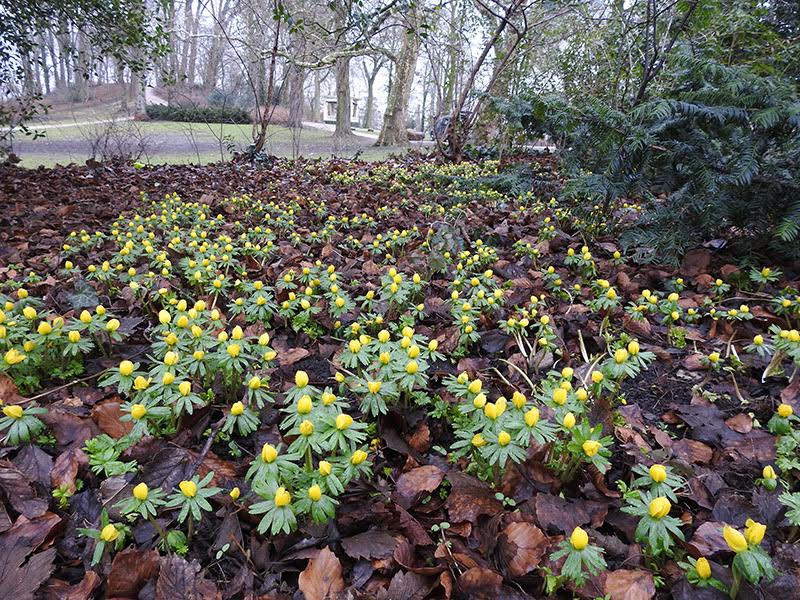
left=145, top=104, right=252, bottom=124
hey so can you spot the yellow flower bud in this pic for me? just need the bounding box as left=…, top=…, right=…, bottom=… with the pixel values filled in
left=512, top=391, right=527, bottom=409
left=2, top=405, right=23, bottom=419
left=226, top=343, right=240, bottom=358
left=133, top=482, right=149, bottom=501
left=308, top=485, right=322, bottom=502
left=570, top=527, right=589, bottom=550
left=295, top=371, right=309, bottom=388
left=261, top=443, right=278, bottom=463
left=723, top=525, right=748, bottom=553
left=468, top=379, right=482, bottom=394
left=230, top=487, right=240, bottom=500
left=274, top=487, right=291, bottom=507
left=179, top=480, right=197, bottom=498
left=351, top=450, right=368, bottom=465
left=552, top=388, right=567, bottom=405
left=744, top=519, right=765, bottom=546
left=525, top=407, right=539, bottom=427
left=297, top=395, right=313, bottom=414
left=582, top=440, right=601, bottom=457
left=591, top=371, right=604, bottom=384
left=614, top=348, right=629, bottom=364
left=178, top=381, right=192, bottom=396
left=405, top=360, right=418, bottom=375
left=319, top=461, right=332, bottom=476
left=563, top=412, right=576, bottom=429
left=708, top=352, right=720, bottom=363
left=695, top=557, right=711, bottom=579
left=648, top=496, right=671, bottom=519
left=335, top=413, right=353, bottom=430
left=471, top=433, right=486, bottom=447
left=37, top=321, right=52, bottom=335
left=231, top=401, right=244, bottom=416
left=778, top=403, right=793, bottom=418
left=299, top=419, right=315, bottom=436
left=497, top=431, right=511, bottom=446
left=762, top=465, right=777, bottom=480
left=100, top=524, right=119, bottom=542
left=649, top=464, right=667, bottom=483
left=119, top=360, right=134, bottom=377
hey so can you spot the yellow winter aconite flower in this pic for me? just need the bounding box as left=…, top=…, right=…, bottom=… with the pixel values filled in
left=582, top=440, right=601, bottom=457
left=299, top=420, right=314, bottom=436
left=130, top=404, right=147, bottom=420
left=106, top=319, right=120, bottom=332
left=231, top=401, right=244, bottom=416
left=552, top=387, right=567, bottom=405
left=696, top=557, right=711, bottom=579
left=512, top=391, right=527, bottom=409
left=100, top=524, right=119, bottom=542
left=261, top=443, right=278, bottom=463
left=230, top=487, right=240, bottom=500
left=133, top=376, right=150, bottom=391
left=497, top=431, right=511, bottom=446
left=274, top=487, right=291, bottom=507
left=226, top=343, right=240, bottom=358
left=178, top=381, right=192, bottom=396
left=472, top=392, right=487, bottom=409
left=350, top=450, right=368, bottom=465
left=778, top=403, right=793, bottom=418
left=367, top=381, right=382, bottom=395
left=295, top=371, right=309, bottom=388
left=37, top=321, right=52, bottom=335
left=297, top=395, right=313, bottom=414
left=484, top=402, right=499, bottom=420
left=649, top=464, right=667, bottom=483
left=22, top=306, right=37, bottom=319
left=406, top=360, right=419, bottom=374
left=468, top=379, right=482, bottom=394
left=591, top=371, right=604, bottom=383
left=471, top=433, right=486, bottom=447
left=744, top=519, right=766, bottom=545
left=648, top=496, right=671, bottom=519
left=614, top=348, right=628, bottom=364
left=723, top=525, right=748, bottom=553
left=335, top=413, right=353, bottom=430
left=563, top=412, right=576, bottom=429
left=576, top=388, right=588, bottom=402
left=164, top=351, right=178, bottom=366
left=753, top=335, right=764, bottom=346
left=133, top=482, right=149, bottom=501
left=308, top=485, right=322, bottom=502
left=119, top=360, right=134, bottom=377
left=3, top=405, right=23, bottom=419
left=525, top=407, right=539, bottom=427
left=319, top=461, right=332, bottom=476
left=570, top=526, right=589, bottom=550
left=179, top=480, right=197, bottom=498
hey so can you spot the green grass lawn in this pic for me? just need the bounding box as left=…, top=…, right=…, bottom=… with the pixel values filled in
left=11, top=118, right=402, bottom=167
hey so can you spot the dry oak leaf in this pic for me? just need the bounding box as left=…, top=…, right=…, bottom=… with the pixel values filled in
left=107, top=548, right=160, bottom=598
left=498, top=522, right=548, bottom=577
left=298, top=546, right=345, bottom=600
left=155, top=554, right=220, bottom=600
left=604, top=569, right=656, bottom=600
left=395, top=465, right=445, bottom=508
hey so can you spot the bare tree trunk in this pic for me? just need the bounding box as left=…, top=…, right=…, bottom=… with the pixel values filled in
left=187, top=0, right=202, bottom=86
left=334, top=56, right=352, bottom=138
left=312, top=71, right=322, bottom=121
left=361, top=57, right=383, bottom=129
left=376, top=12, right=421, bottom=146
